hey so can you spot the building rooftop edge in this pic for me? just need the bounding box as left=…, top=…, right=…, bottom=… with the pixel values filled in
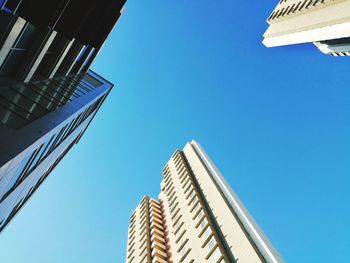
left=188, top=140, right=285, bottom=263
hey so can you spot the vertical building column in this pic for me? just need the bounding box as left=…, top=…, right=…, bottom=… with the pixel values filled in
left=65, top=44, right=86, bottom=76
left=79, top=48, right=98, bottom=73
left=22, top=30, right=57, bottom=82
left=31, top=34, right=74, bottom=79
left=76, top=47, right=95, bottom=74
left=68, top=45, right=94, bottom=75
left=0, top=16, right=26, bottom=67
left=54, top=41, right=84, bottom=77
left=48, top=38, right=74, bottom=78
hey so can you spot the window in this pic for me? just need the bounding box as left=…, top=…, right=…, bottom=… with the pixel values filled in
left=166, top=180, right=174, bottom=190
left=174, top=221, right=184, bottom=235
left=140, top=254, right=148, bottom=263
left=164, top=176, right=172, bottom=186
left=188, top=195, right=198, bottom=207
left=199, top=218, right=208, bottom=230
left=82, top=74, right=102, bottom=88
left=207, top=236, right=216, bottom=250
left=208, top=246, right=222, bottom=263
left=184, top=184, right=192, bottom=194
left=167, top=185, right=175, bottom=196
left=40, top=133, right=58, bottom=159
left=176, top=230, right=186, bottom=243
left=173, top=213, right=182, bottom=227
left=180, top=173, right=188, bottom=184
left=0, top=150, right=34, bottom=200
left=169, top=193, right=177, bottom=205
left=182, top=177, right=191, bottom=189
left=127, top=248, right=135, bottom=258
left=179, top=243, right=191, bottom=263
left=191, top=201, right=201, bottom=214
left=193, top=210, right=204, bottom=223
left=0, top=100, right=28, bottom=128
left=177, top=236, right=187, bottom=250
left=178, top=166, right=187, bottom=179
left=186, top=189, right=195, bottom=200
left=200, top=225, right=212, bottom=239
left=59, top=117, right=77, bottom=143
left=171, top=207, right=180, bottom=220
left=182, top=258, right=194, bottom=263
left=0, top=23, right=37, bottom=78
left=48, top=124, right=67, bottom=152
left=170, top=201, right=179, bottom=213
left=180, top=244, right=189, bottom=257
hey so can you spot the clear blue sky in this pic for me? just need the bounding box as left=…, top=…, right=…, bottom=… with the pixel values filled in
left=1, top=0, right=350, bottom=262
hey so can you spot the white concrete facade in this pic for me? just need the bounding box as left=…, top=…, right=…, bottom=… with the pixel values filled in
left=126, top=141, right=284, bottom=263
left=263, top=0, right=350, bottom=55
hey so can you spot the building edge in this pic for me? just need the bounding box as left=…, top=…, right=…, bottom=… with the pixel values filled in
left=188, top=140, right=285, bottom=263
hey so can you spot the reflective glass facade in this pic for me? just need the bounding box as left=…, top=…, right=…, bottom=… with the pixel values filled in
left=126, top=141, right=284, bottom=263
left=0, top=70, right=113, bottom=232
left=0, top=0, right=126, bottom=232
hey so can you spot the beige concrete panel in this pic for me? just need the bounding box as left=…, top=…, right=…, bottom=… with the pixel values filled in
left=183, top=143, right=264, bottom=263
left=264, top=1, right=350, bottom=46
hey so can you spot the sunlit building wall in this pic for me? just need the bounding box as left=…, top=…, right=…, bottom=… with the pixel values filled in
left=0, top=0, right=126, bottom=232
left=263, top=0, right=350, bottom=56
left=126, top=141, right=284, bottom=263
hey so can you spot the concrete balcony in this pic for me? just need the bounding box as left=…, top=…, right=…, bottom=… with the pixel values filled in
left=152, top=255, right=167, bottom=263
left=151, top=247, right=167, bottom=262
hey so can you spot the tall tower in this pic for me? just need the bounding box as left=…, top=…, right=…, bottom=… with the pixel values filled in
left=263, top=0, right=350, bottom=56
left=0, top=0, right=126, bottom=232
left=126, top=196, right=169, bottom=263
left=126, top=141, right=284, bottom=263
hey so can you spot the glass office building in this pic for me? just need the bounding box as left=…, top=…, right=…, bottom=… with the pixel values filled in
left=126, top=141, right=284, bottom=263
left=0, top=0, right=126, bottom=232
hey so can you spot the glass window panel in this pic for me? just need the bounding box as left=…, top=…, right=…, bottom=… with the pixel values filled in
left=0, top=49, right=26, bottom=77
left=0, top=103, right=27, bottom=128
left=47, top=81, right=78, bottom=100
left=192, top=202, right=201, bottom=214
left=207, top=236, right=216, bottom=250
left=0, top=96, right=33, bottom=121
left=54, top=124, right=69, bottom=148
left=36, top=134, right=57, bottom=162
left=26, top=143, right=46, bottom=173
left=14, top=23, right=37, bottom=49
left=82, top=74, right=102, bottom=88
left=199, top=218, right=208, bottom=230
left=34, top=82, right=73, bottom=104
left=189, top=195, right=198, bottom=207
left=203, top=226, right=212, bottom=239
left=2, top=88, right=37, bottom=114
left=1, top=150, right=34, bottom=200
left=15, top=85, right=57, bottom=111
left=57, top=122, right=73, bottom=144
left=194, top=210, right=204, bottom=223
left=180, top=244, right=188, bottom=257
left=27, top=84, right=61, bottom=106
left=209, top=247, right=221, bottom=262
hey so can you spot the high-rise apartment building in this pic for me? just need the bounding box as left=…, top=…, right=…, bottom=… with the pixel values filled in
left=126, top=141, right=284, bottom=263
left=0, top=0, right=126, bottom=232
left=263, top=0, right=350, bottom=56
